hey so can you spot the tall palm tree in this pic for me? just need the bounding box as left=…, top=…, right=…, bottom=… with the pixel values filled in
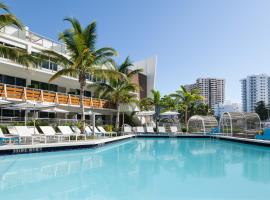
left=0, top=2, right=37, bottom=66
left=90, top=57, right=142, bottom=130
left=170, top=86, right=203, bottom=124
left=43, top=18, right=121, bottom=130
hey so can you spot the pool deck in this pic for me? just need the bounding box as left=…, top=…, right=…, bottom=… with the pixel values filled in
left=0, top=134, right=135, bottom=155
left=1, top=133, right=270, bottom=155
left=213, top=135, right=270, bottom=146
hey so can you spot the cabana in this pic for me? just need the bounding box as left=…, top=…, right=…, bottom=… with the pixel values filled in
left=219, top=112, right=261, bottom=138
left=187, top=115, right=218, bottom=135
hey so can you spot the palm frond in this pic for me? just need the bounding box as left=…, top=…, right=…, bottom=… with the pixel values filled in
left=0, top=44, right=37, bottom=67
left=83, top=21, right=96, bottom=51
left=0, top=14, right=23, bottom=29
left=0, top=2, right=10, bottom=12
left=40, top=50, right=72, bottom=67
left=63, top=17, right=82, bottom=34
left=127, top=68, right=143, bottom=78
left=49, top=68, right=77, bottom=82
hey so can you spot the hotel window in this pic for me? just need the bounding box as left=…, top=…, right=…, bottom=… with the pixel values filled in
left=30, top=80, right=58, bottom=92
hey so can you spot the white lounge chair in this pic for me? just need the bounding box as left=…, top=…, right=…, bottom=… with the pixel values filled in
left=58, top=126, right=86, bottom=141
left=14, top=126, right=35, bottom=144
left=71, top=126, right=81, bottom=134
left=26, top=126, right=46, bottom=143
left=0, top=128, right=19, bottom=145
left=135, top=126, right=145, bottom=134
left=90, top=126, right=104, bottom=137
left=170, top=126, right=181, bottom=134
left=123, top=126, right=133, bottom=135
left=7, top=126, right=18, bottom=135
left=97, top=126, right=117, bottom=137
left=158, top=126, right=166, bottom=134
left=146, top=126, right=155, bottom=134
left=39, top=126, right=62, bottom=143
left=85, top=126, right=93, bottom=135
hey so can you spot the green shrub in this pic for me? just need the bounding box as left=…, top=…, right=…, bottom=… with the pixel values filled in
left=182, top=127, right=187, bottom=132
left=104, top=124, right=113, bottom=132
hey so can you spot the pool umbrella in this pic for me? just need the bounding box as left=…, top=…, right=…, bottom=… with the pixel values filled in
left=160, top=111, right=179, bottom=116
left=0, top=99, right=11, bottom=105
left=0, top=99, right=11, bottom=122
left=136, top=111, right=155, bottom=116
left=42, top=107, right=69, bottom=113
left=4, top=101, right=55, bottom=127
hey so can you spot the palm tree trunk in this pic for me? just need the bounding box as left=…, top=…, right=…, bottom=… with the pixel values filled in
left=185, top=106, right=188, bottom=125
left=79, top=76, right=86, bottom=133
left=115, top=100, right=120, bottom=131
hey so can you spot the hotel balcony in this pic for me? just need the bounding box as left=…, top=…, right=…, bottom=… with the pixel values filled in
left=0, top=26, right=66, bottom=54
left=0, top=83, right=116, bottom=110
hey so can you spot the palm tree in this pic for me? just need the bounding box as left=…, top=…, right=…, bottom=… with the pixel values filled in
left=90, top=57, right=142, bottom=130
left=43, top=18, right=121, bottom=131
left=0, top=2, right=22, bottom=29
left=170, top=86, right=203, bottom=124
left=0, top=2, right=37, bottom=66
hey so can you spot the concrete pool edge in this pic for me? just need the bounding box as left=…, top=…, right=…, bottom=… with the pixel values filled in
left=0, top=135, right=135, bottom=155
left=1, top=134, right=270, bottom=155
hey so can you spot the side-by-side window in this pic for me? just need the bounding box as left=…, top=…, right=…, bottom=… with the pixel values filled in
left=0, top=74, right=26, bottom=87
left=30, top=80, right=58, bottom=92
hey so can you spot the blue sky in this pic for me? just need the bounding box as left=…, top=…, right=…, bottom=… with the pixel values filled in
left=7, top=0, right=270, bottom=103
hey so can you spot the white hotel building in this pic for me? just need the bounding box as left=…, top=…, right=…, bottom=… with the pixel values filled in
left=241, top=74, right=270, bottom=112
left=0, top=26, right=156, bottom=121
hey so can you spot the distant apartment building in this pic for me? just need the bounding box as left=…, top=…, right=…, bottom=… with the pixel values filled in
left=213, top=101, right=242, bottom=117
left=185, top=78, right=225, bottom=108
left=241, top=74, right=270, bottom=112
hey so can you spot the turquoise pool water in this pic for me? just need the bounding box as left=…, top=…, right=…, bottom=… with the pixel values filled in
left=0, top=138, right=270, bottom=200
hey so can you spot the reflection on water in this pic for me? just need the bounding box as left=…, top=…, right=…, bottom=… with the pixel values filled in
left=0, top=138, right=270, bottom=200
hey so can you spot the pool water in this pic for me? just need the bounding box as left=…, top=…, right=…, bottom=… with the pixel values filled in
left=0, top=138, right=270, bottom=200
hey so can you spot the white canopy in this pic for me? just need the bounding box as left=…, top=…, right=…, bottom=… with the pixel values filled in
left=160, top=111, right=179, bottom=116
left=4, top=101, right=55, bottom=110
left=0, top=99, right=11, bottom=105
left=84, top=110, right=102, bottom=115
left=136, top=111, right=155, bottom=116
left=42, top=107, right=69, bottom=113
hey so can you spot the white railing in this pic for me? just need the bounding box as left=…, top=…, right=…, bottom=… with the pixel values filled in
left=0, top=26, right=66, bottom=54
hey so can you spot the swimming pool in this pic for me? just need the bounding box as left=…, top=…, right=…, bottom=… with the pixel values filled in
left=0, top=138, right=270, bottom=200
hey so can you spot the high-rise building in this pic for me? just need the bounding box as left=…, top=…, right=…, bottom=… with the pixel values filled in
left=241, top=74, right=270, bottom=112
left=184, top=78, right=225, bottom=108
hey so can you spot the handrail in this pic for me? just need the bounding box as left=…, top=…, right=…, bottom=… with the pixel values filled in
left=0, top=83, right=115, bottom=110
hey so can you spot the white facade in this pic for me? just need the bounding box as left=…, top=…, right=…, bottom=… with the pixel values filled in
left=241, top=74, right=270, bottom=112
left=213, top=101, right=242, bottom=117
left=132, top=56, right=157, bottom=98
left=0, top=25, right=156, bottom=102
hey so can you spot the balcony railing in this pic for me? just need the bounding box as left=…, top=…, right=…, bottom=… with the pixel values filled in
left=0, top=83, right=115, bottom=110
left=0, top=26, right=66, bottom=54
